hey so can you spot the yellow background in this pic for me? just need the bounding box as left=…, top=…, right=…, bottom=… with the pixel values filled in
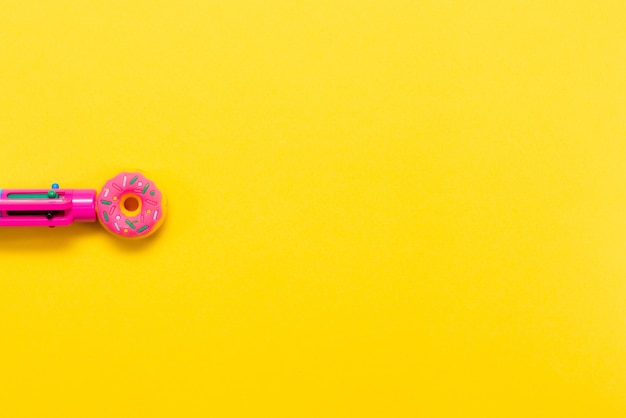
left=1, top=1, right=625, bottom=416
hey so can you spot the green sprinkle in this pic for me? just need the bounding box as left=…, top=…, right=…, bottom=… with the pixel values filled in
left=142, top=183, right=150, bottom=194
left=137, top=225, right=149, bottom=233
left=47, top=190, right=58, bottom=198
left=150, top=191, right=155, bottom=196
left=130, top=176, right=138, bottom=185
left=100, top=200, right=112, bottom=205
left=125, top=219, right=136, bottom=229
left=103, top=211, right=109, bottom=222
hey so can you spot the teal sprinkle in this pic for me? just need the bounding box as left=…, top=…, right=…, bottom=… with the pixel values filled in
left=142, top=183, right=150, bottom=194
left=103, top=211, right=109, bottom=222
left=137, top=225, right=149, bottom=233
left=130, top=176, right=138, bottom=185
left=101, top=200, right=112, bottom=205
left=125, top=219, right=136, bottom=229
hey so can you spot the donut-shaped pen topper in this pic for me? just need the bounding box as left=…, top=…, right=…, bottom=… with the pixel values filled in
left=0, top=172, right=166, bottom=239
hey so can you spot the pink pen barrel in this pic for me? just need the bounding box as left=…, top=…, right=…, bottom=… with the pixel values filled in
left=0, top=189, right=96, bottom=226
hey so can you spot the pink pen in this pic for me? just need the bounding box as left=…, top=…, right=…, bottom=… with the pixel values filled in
left=0, top=186, right=96, bottom=227
left=0, top=172, right=167, bottom=239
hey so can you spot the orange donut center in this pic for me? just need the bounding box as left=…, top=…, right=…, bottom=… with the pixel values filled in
left=120, top=194, right=142, bottom=217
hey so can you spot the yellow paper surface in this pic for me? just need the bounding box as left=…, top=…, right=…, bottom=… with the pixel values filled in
left=1, top=1, right=625, bottom=416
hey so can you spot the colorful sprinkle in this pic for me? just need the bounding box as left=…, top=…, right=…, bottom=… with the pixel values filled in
left=124, top=228, right=128, bottom=234
left=150, top=191, right=155, bottom=196
left=110, top=206, right=116, bottom=215
left=104, top=188, right=109, bottom=197
left=116, top=215, right=121, bottom=220
left=146, top=209, right=152, bottom=214
left=146, top=199, right=158, bottom=206
left=153, top=210, right=159, bottom=221
left=137, top=181, right=143, bottom=187
left=137, top=225, right=149, bottom=233
left=122, top=176, right=127, bottom=187
left=114, top=222, right=121, bottom=232
left=103, top=211, right=109, bottom=222
left=140, top=215, right=144, bottom=223
left=113, top=196, right=118, bottom=201
left=112, top=183, right=122, bottom=191
left=142, top=183, right=150, bottom=194
left=101, top=200, right=112, bottom=205
left=130, top=176, right=138, bottom=185
left=125, top=219, right=136, bottom=229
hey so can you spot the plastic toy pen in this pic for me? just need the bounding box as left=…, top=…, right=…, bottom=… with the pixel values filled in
left=0, top=187, right=96, bottom=227
left=0, top=172, right=166, bottom=239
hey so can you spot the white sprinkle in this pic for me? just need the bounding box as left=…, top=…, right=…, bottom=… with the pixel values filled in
left=137, top=181, right=143, bottom=187
left=110, top=205, right=116, bottom=215
left=123, top=176, right=127, bottom=187
left=116, top=215, right=121, bottom=220
left=114, top=222, right=120, bottom=232
left=153, top=210, right=158, bottom=221
left=104, top=188, right=109, bottom=197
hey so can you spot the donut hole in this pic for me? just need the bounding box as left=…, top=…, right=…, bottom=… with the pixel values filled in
left=124, top=196, right=139, bottom=212
left=120, top=194, right=142, bottom=217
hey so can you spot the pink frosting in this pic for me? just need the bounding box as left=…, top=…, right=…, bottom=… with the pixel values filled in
left=96, top=172, right=164, bottom=238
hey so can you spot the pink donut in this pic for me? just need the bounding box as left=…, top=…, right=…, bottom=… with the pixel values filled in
left=96, top=172, right=166, bottom=239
